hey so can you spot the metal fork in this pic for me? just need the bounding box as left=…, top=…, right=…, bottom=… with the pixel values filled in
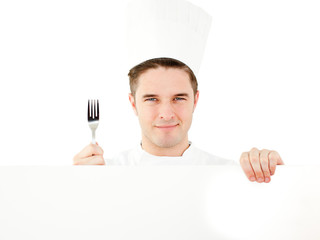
left=88, top=99, right=99, bottom=144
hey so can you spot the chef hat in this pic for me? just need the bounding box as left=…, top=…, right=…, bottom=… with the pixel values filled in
left=125, top=0, right=212, bottom=76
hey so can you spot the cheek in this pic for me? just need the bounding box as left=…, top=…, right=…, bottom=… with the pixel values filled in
left=138, top=106, right=157, bottom=124
left=176, top=104, right=193, bottom=120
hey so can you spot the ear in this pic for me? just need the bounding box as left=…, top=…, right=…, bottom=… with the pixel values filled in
left=128, top=93, right=138, bottom=116
left=193, top=90, right=200, bottom=113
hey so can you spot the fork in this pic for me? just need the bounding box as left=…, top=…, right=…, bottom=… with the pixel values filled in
left=88, top=99, right=99, bottom=144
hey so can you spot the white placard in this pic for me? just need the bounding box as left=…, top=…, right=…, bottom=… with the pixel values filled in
left=0, top=165, right=319, bottom=240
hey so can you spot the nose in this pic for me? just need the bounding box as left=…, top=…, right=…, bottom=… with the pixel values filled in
left=158, top=102, right=176, bottom=121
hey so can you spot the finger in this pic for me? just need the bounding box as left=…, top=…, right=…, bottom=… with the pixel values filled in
left=240, top=152, right=256, bottom=182
left=249, top=147, right=264, bottom=183
left=275, top=152, right=285, bottom=165
left=260, top=149, right=271, bottom=183
left=76, top=144, right=104, bottom=159
left=269, top=151, right=282, bottom=175
left=73, top=155, right=105, bottom=165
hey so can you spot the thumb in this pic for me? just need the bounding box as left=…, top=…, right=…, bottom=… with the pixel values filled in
left=278, top=156, right=285, bottom=165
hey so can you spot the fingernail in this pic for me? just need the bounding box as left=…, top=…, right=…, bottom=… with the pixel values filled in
left=265, top=177, right=270, bottom=182
left=250, top=177, right=256, bottom=181
left=258, top=178, right=264, bottom=182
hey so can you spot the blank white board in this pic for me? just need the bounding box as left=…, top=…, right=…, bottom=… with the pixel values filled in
left=0, top=165, right=319, bottom=240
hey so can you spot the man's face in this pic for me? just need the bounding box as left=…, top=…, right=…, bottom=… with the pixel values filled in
left=129, top=67, right=199, bottom=149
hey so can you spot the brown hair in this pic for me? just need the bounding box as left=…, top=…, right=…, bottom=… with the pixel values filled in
left=128, top=57, right=198, bottom=98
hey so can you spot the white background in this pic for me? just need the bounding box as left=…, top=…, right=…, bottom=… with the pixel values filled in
left=0, top=0, right=319, bottom=165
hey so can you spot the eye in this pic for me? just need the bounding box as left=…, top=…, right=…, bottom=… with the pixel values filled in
left=174, top=97, right=186, bottom=101
left=145, top=98, right=157, bottom=102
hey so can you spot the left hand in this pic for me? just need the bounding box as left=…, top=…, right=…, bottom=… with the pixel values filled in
left=240, top=147, right=284, bottom=183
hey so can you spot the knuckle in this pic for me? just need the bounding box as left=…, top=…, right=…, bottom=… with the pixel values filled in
left=269, top=151, right=275, bottom=157
left=239, top=153, right=248, bottom=163
left=241, top=152, right=248, bottom=156
left=269, top=155, right=278, bottom=164
left=250, top=147, right=259, bottom=152
left=239, top=157, right=246, bottom=164
left=269, top=150, right=279, bottom=159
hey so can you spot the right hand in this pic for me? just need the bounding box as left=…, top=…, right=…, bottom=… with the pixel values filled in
left=73, top=142, right=105, bottom=165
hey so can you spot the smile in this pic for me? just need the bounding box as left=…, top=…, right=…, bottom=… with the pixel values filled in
left=155, top=124, right=178, bottom=129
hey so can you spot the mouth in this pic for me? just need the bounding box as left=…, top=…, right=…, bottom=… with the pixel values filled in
left=155, top=124, right=179, bottom=129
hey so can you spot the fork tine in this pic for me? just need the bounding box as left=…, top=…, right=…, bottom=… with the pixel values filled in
left=87, top=99, right=90, bottom=120
left=87, top=99, right=99, bottom=121
left=97, top=100, right=99, bottom=119
left=94, top=100, right=97, bottom=119
left=91, top=100, right=94, bottom=119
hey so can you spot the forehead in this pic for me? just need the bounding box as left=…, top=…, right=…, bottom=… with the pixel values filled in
left=136, top=67, right=193, bottom=96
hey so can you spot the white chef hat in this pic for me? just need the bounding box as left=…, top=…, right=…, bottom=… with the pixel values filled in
left=125, top=0, right=212, bottom=76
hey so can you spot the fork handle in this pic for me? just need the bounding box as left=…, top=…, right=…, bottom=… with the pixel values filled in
left=91, top=130, right=96, bottom=145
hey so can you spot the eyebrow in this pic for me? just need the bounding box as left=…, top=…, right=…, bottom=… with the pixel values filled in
left=142, top=93, right=190, bottom=99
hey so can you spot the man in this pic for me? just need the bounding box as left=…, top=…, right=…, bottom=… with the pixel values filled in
left=73, top=57, right=284, bottom=183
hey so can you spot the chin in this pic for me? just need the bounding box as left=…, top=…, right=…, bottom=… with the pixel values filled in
left=154, top=137, right=182, bottom=149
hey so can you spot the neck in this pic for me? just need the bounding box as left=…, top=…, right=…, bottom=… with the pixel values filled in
left=141, top=136, right=190, bottom=157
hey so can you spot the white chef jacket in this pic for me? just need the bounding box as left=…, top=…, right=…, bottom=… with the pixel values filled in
left=106, top=141, right=238, bottom=166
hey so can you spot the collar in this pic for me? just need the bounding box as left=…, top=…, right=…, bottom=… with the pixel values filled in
left=138, top=141, right=193, bottom=158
